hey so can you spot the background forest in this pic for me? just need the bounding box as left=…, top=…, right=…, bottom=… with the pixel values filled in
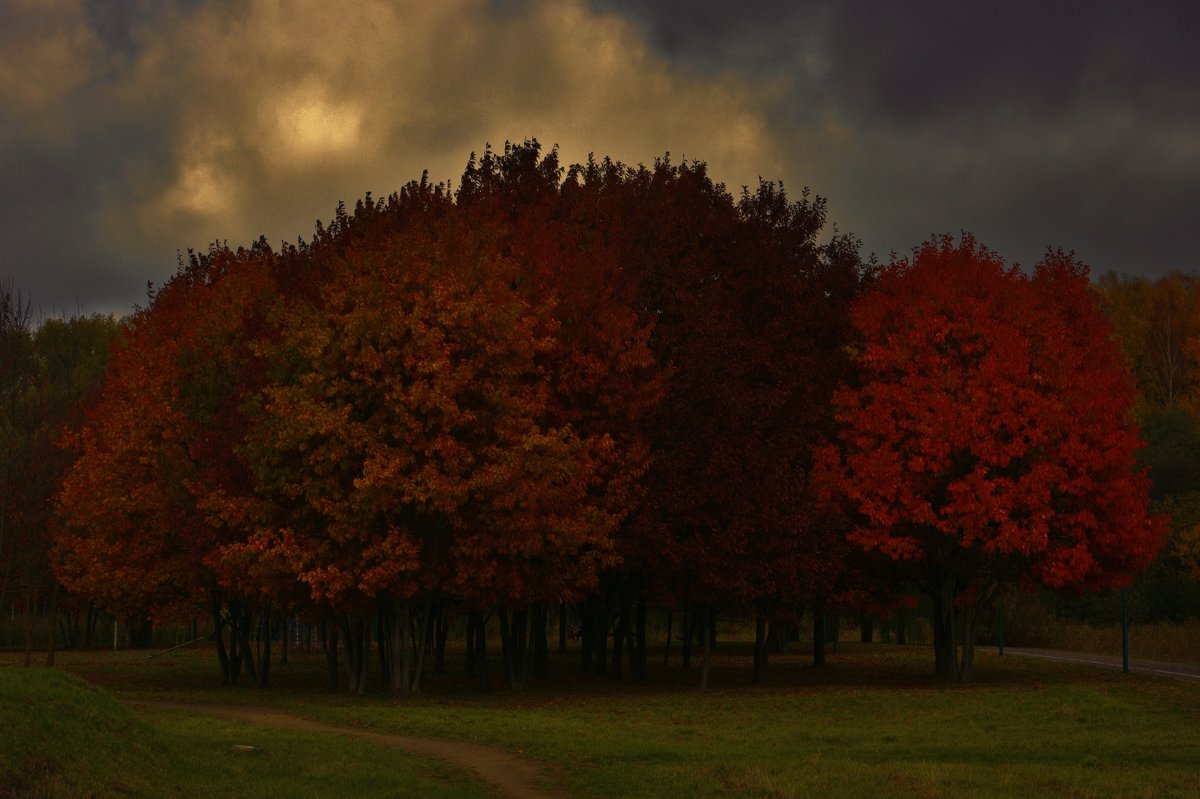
left=0, top=143, right=1191, bottom=689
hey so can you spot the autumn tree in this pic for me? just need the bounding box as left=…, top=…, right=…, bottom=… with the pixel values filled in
left=27, top=313, right=124, bottom=662
left=819, top=235, right=1167, bottom=681
left=0, top=279, right=124, bottom=664
left=55, top=242, right=280, bottom=683
left=1120, top=409, right=1200, bottom=620
left=50, top=141, right=864, bottom=693
left=243, top=179, right=629, bottom=692
left=1093, top=272, right=1200, bottom=622
left=457, top=142, right=664, bottom=681
left=566, top=158, right=867, bottom=684
left=0, top=281, right=38, bottom=662
left=1095, top=270, right=1200, bottom=410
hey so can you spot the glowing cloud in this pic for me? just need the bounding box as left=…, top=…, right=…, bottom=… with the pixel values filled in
left=103, top=0, right=789, bottom=258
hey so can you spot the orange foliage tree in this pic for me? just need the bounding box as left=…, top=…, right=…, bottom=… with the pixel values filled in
left=55, top=241, right=281, bottom=683
left=457, top=144, right=664, bottom=681
left=238, top=171, right=645, bottom=692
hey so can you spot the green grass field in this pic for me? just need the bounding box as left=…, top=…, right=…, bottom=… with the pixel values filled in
left=0, top=666, right=489, bottom=798
left=4, top=642, right=1200, bottom=798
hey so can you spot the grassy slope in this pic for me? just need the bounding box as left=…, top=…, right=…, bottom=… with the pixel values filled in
left=0, top=667, right=166, bottom=797
left=9, top=643, right=1200, bottom=798
left=0, top=665, right=489, bottom=798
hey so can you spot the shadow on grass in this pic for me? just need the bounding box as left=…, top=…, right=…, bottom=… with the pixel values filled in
left=9, top=639, right=1159, bottom=707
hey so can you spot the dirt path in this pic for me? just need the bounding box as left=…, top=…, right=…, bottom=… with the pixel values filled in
left=977, top=646, right=1200, bottom=680
left=135, top=701, right=567, bottom=799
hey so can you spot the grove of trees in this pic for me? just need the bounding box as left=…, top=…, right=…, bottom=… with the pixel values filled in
left=1091, top=271, right=1200, bottom=624
left=0, top=282, right=124, bottom=665
left=0, top=141, right=1172, bottom=686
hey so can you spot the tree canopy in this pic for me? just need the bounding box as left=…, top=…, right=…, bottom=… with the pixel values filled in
left=23, top=144, right=1168, bottom=688
left=818, top=235, right=1167, bottom=680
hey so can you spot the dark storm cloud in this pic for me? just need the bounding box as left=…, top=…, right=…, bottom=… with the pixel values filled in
left=1, top=1, right=1196, bottom=316
left=589, top=0, right=1200, bottom=274
left=81, top=0, right=140, bottom=55
left=0, top=0, right=179, bottom=315
left=821, top=0, right=1200, bottom=270
left=591, top=0, right=1200, bottom=115
left=825, top=0, right=1200, bottom=120
left=2, top=0, right=782, bottom=316
left=588, top=0, right=823, bottom=69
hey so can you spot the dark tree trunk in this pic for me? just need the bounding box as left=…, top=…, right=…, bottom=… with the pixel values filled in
left=592, top=596, right=609, bottom=677
left=753, top=601, right=768, bottom=683
left=699, top=605, right=712, bottom=690
left=227, top=604, right=248, bottom=683
left=434, top=604, right=448, bottom=674
left=377, top=612, right=391, bottom=686
left=860, top=614, right=874, bottom=643
left=340, top=616, right=361, bottom=693
left=681, top=597, right=694, bottom=670
left=634, top=587, right=647, bottom=680
left=960, top=604, right=979, bottom=682
left=471, top=609, right=489, bottom=691
left=389, top=599, right=411, bottom=696
left=812, top=606, right=826, bottom=667
left=280, top=615, right=289, bottom=665
left=212, top=598, right=231, bottom=683
left=228, top=617, right=242, bottom=683
left=662, top=609, right=674, bottom=667
left=45, top=584, right=60, bottom=667
left=515, top=606, right=531, bottom=689
left=465, top=610, right=478, bottom=677
left=410, top=595, right=434, bottom=695
left=58, top=611, right=75, bottom=651
left=340, top=616, right=356, bottom=692
left=930, top=587, right=956, bottom=681
left=532, top=603, right=549, bottom=679
left=83, top=602, right=98, bottom=649
left=358, top=617, right=370, bottom=695
left=22, top=581, right=33, bottom=667
left=238, top=606, right=258, bottom=685
left=499, top=608, right=513, bottom=687
left=322, top=620, right=339, bottom=691
left=578, top=599, right=593, bottom=671
left=558, top=601, right=568, bottom=654
left=610, top=580, right=631, bottom=680
left=769, top=619, right=793, bottom=655
left=929, top=579, right=991, bottom=683
left=256, top=604, right=271, bottom=688
left=497, top=607, right=532, bottom=689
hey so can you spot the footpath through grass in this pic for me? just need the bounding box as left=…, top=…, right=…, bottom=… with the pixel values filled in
left=6, top=642, right=1200, bottom=798
left=0, top=666, right=488, bottom=798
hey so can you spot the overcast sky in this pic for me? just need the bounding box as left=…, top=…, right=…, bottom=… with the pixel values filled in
left=2, top=0, right=1197, bottom=317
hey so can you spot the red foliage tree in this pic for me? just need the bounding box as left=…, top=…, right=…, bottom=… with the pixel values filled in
left=818, top=235, right=1168, bottom=681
